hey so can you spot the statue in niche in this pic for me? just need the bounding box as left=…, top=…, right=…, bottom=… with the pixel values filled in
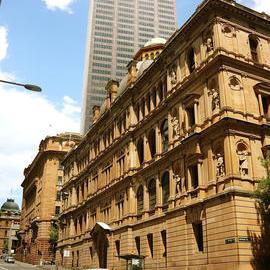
left=206, top=37, right=214, bottom=52
left=216, top=153, right=225, bottom=177
left=171, top=116, right=180, bottom=139
left=238, top=150, right=249, bottom=176
left=173, top=174, right=182, bottom=193
left=209, top=85, right=220, bottom=111
left=170, top=66, right=177, bottom=85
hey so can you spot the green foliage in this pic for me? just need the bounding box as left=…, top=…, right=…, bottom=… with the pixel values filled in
left=255, top=152, right=270, bottom=209
left=49, top=224, right=59, bottom=245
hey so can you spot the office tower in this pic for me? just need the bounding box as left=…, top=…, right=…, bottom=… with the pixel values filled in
left=81, top=0, right=177, bottom=134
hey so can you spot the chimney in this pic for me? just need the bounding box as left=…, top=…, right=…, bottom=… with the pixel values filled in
left=92, top=105, right=100, bottom=124
left=127, top=60, right=138, bottom=87
left=105, top=79, right=119, bottom=108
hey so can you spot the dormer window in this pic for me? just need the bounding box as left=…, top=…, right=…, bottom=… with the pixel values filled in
left=187, top=48, right=195, bottom=73
left=249, top=35, right=259, bottom=62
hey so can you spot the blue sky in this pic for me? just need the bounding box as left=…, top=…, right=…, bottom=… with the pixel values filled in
left=0, top=0, right=268, bottom=207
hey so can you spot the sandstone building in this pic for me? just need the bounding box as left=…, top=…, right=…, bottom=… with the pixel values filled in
left=0, top=199, right=20, bottom=256
left=16, top=133, right=81, bottom=265
left=57, top=0, right=270, bottom=269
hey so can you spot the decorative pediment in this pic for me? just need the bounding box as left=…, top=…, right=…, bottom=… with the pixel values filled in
left=254, top=82, right=270, bottom=96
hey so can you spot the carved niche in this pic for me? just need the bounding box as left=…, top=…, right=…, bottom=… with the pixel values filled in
left=169, top=64, right=177, bottom=86
left=203, top=29, right=214, bottom=53
left=208, top=78, right=220, bottom=111
left=170, top=107, right=180, bottom=139
left=229, top=76, right=242, bottom=91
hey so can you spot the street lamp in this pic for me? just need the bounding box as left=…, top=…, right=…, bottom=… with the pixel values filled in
left=0, top=79, right=42, bottom=92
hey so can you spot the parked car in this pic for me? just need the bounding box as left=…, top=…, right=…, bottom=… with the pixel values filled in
left=5, top=256, right=15, bottom=263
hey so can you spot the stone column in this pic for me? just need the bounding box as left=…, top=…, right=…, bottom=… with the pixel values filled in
left=168, top=112, right=173, bottom=150
left=144, top=134, right=151, bottom=163
left=143, top=181, right=149, bottom=217
left=71, top=186, right=76, bottom=206
left=129, top=139, right=136, bottom=169
left=155, top=124, right=161, bottom=157
left=156, top=175, right=162, bottom=214
left=224, top=135, right=233, bottom=177
left=194, top=102, right=198, bottom=125
left=169, top=165, right=175, bottom=209
left=156, top=85, right=160, bottom=105
left=150, top=90, right=155, bottom=111
left=69, top=217, right=75, bottom=237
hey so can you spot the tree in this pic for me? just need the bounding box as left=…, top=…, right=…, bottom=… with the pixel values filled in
left=254, top=152, right=270, bottom=210
left=249, top=151, right=270, bottom=269
left=49, top=223, right=59, bottom=256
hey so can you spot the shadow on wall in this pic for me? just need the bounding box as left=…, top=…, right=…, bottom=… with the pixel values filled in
left=248, top=202, right=270, bottom=270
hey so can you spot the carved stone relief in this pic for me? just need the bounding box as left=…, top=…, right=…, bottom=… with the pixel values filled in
left=171, top=108, right=180, bottom=139
left=216, top=153, right=225, bottom=177
left=169, top=65, right=177, bottom=86
left=237, top=149, right=249, bottom=176
left=237, top=141, right=249, bottom=176
left=221, top=23, right=236, bottom=38
left=208, top=79, right=220, bottom=111
left=229, top=76, right=242, bottom=91
left=203, top=29, right=214, bottom=53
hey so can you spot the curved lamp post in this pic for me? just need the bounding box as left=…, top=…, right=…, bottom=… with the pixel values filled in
left=0, top=79, right=42, bottom=92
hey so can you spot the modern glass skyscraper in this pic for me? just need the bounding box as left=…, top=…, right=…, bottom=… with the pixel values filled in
left=81, top=0, right=177, bottom=134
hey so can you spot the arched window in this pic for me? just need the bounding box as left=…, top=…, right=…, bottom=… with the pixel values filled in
left=148, top=179, right=156, bottom=211
left=187, top=48, right=195, bottom=73
left=161, top=119, right=169, bottom=152
left=137, top=138, right=144, bottom=165
left=249, top=35, right=259, bottom=62
left=161, top=171, right=170, bottom=204
left=137, top=185, right=144, bottom=213
left=148, top=129, right=156, bottom=159
left=150, top=52, right=155, bottom=59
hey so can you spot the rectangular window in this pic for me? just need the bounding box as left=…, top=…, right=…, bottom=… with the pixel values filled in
left=187, top=106, right=195, bottom=127
left=147, top=233, right=154, bottom=258
left=161, top=230, right=167, bottom=257
left=135, top=236, right=140, bottom=255
left=193, top=222, right=203, bottom=252
left=115, top=240, right=120, bottom=258
left=189, top=165, right=199, bottom=189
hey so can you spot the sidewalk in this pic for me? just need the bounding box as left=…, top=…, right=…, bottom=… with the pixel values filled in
left=15, top=260, right=70, bottom=270
left=15, top=260, right=36, bottom=268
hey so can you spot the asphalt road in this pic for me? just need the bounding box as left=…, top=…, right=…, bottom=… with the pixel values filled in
left=0, top=261, right=36, bottom=270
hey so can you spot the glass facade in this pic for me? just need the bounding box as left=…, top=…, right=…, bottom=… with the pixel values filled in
left=81, top=0, right=177, bottom=134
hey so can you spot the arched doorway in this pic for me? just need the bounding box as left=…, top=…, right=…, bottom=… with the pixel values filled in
left=90, top=222, right=111, bottom=268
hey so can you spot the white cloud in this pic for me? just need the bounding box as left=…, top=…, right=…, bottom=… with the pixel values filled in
left=252, top=0, right=270, bottom=14
left=239, top=0, right=270, bottom=14
left=0, top=26, right=8, bottom=61
left=0, top=76, right=80, bottom=206
left=42, top=0, right=76, bottom=14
